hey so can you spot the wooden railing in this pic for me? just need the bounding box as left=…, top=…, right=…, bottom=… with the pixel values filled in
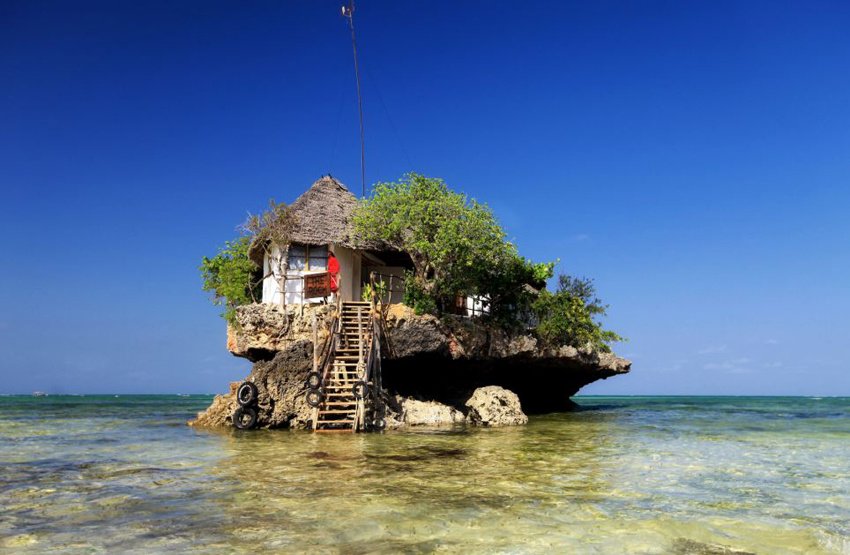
left=368, top=272, right=405, bottom=307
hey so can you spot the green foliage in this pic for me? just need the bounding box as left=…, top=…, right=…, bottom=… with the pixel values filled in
left=479, top=255, right=557, bottom=324
left=354, top=173, right=532, bottom=311
left=361, top=279, right=388, bottom=303
left=402, top=271, right=438, bottom=315
left=532, top=275, right=624, bottom=352
left=200, top=199, right=295, bottom=322
left=200, top=236, right=261, bottom=321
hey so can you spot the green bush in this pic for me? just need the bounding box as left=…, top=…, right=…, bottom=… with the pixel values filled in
left=532, top=275, right=624, bottom=352
left=361, top=279, right=388, bottom=303
left=354, top=173, right=516, bottom=309
left=199, top=236, right=262, bottom=322
left=402, top=271, right=438, bottom=315
left=354, top=174, right=558, bottom=315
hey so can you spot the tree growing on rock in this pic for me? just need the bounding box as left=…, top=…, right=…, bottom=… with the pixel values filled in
left=200, top=236, right=261, bottom=321
left=353, top=173, right=551, bottom=315
left=532, top=275, right=624, bottom=352
left=200, top=200, right=295, bottom=321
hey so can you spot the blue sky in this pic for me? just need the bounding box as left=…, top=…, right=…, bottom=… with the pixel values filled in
left=1, top=1, right=849, bottom=395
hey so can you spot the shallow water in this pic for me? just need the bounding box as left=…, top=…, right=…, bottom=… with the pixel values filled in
left=0, top=395, right=848, bottom=554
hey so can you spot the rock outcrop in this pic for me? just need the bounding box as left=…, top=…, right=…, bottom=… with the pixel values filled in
left=226, top=304, right=332, bottom=361
left=190, top=302, right=631, bottom=429
left=394, top=397, right=466, bottom=427
left=465, top=386, right=528, bottom=426
left=191, top=340, right=315, bottom=429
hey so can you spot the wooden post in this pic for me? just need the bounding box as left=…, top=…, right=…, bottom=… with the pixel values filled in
left=358, top=312, right=364, bottom=365
left=300, top=276, right=304, bottom=317
left=312, top=314, right=318, bottom=375
left=369, top=271, right=377, bottom=313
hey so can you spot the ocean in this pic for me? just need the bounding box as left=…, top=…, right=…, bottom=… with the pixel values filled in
left=0, top=395, right=847, bottom=554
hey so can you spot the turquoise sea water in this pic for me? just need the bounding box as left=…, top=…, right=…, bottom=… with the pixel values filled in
left=0, top=395, right=848, bottom=554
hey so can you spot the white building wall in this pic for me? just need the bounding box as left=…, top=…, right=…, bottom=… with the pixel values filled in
left=261, top=242, right=360, bottom=305
left=352, top=253, right=362, bottom=301
left=262, top=244, right=284, bottom=305
left=332, top=245, right=360, bottom=303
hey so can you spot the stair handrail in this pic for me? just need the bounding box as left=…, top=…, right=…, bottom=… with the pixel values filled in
left=313, top=310, right=339, bottom=389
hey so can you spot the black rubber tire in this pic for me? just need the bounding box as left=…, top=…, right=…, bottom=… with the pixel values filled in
left=236, top=382, right=258, bottom=407
left=232, top=406, right=258, bottom=430
left=305, top=372, right=322, bottom=390
left=372, top=417, right=387, bottom=431
left=306, top=389, right=324, bottom=408
left=352, top=381, right=369, bottom=400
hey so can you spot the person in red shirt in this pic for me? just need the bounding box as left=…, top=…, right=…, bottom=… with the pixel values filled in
left=327, top=249, right=340, bottom=295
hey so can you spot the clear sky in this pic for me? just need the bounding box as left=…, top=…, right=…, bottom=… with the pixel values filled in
left=2, top=1, right=849, bottom=395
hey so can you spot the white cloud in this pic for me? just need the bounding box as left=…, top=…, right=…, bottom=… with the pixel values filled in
left=655, top=360, right=689, bottom=373
left=698, top=345, right=728, bottom=355
left=765, top=339, right=779, bottom=345
left=571, top=233, right=590, bottom=242
left=703, top=357, right=753, bottom=374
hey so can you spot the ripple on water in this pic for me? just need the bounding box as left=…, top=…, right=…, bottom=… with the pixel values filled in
left=0, top=395, right=848, bottom=553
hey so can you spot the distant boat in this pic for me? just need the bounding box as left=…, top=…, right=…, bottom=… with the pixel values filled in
left=32, top=391, right=47, bottom=397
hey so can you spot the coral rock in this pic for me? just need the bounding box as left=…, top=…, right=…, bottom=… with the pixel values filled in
left=465, top=386, right=528, bottom=427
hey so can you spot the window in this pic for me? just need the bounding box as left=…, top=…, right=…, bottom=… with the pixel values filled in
left=287, top=243, right=328, bottom=272
left=287, top=244, right=306, bottom=271
left=308, top=245, right=328, bottom=271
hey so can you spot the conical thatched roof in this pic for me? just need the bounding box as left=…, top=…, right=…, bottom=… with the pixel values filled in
left=248, top=176, right=379, bottom=264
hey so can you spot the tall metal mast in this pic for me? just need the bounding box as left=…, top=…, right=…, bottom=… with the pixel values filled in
left=342, top=1, right=366, bottom=197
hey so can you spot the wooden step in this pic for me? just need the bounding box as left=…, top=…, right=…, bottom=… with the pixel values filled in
left=314, top=428, right=355, bottom=433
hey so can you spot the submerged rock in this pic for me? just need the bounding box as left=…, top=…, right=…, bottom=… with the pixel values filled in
left=465, top=386, right=528, bottom=427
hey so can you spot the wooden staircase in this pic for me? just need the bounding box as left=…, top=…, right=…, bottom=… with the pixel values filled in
left=313, top=302, right=372, bottom=433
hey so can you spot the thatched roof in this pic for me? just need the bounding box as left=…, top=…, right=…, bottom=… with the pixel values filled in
left=248, top=176, right=382, bottom=264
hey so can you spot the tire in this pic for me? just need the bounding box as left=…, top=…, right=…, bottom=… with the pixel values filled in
left=232, top=406, right=258, bottom=430
left=305, top=372, right=322, bottom=390
left=236, top=382, right=258, bottom=407
left=306, top=389, right=324, bottom=408
left=372, top=417, right=387, bottom=431
left=352, top=381, right=369, bottom=400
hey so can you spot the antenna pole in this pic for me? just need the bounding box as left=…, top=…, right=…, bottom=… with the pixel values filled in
left=344, top=1, right=366, bottom=197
